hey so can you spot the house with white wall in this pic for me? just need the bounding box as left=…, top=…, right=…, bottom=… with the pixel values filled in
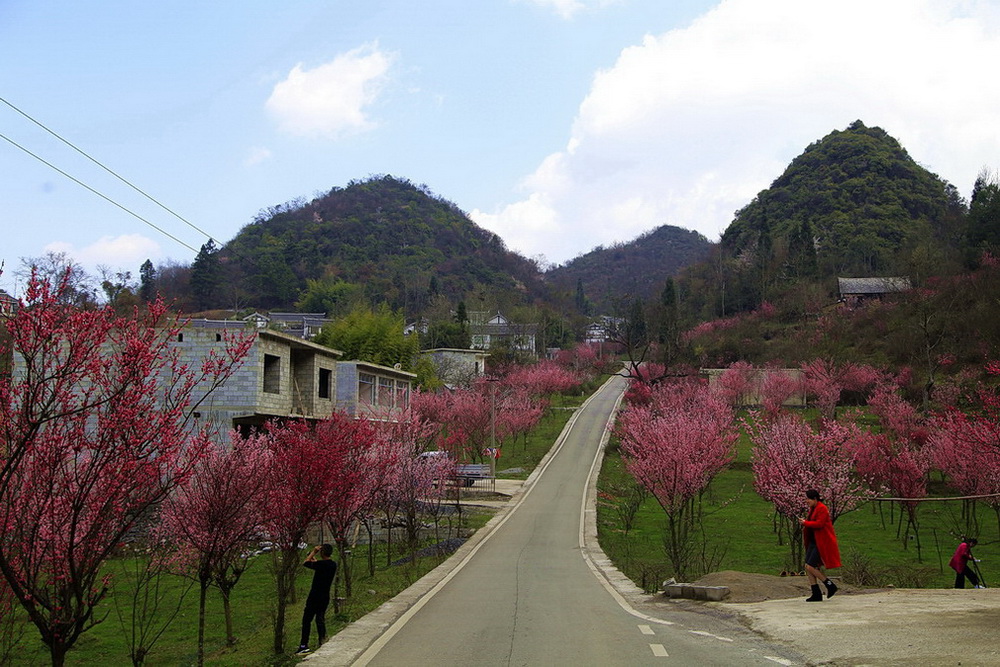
left=421, top=348, right=488, bottom=387
left=468, top=311, right=537, bottom=355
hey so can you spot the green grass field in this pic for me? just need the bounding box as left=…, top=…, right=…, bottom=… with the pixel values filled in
left=597, top=408, right=999, bottom=593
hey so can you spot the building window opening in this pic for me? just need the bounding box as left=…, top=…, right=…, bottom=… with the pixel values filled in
left=395, top=381, right=410, bottom=410
left=264, top=354, right=281, bottom=394
left=378, top=377, right=394, bottom=407
left=318, top=368, right=331, bottom=399
left=359, top=373, right=375, bottom=405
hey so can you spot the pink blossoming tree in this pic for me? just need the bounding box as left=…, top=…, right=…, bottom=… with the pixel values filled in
left=759, top=367, right=803, bottom=420
left=800, top=359, right=886, bottom=419
left=160, top=435, right=272, bottom=665
left=323, top=413, right=401, bottom=598
left=370, top=412, right=450, bottom=561
left=713, top=361, right=756, bottom=408
left=927, top=367, right=1000, bottom=538
left=616, top=379, right=737, bottom=579
left=500, top=361, right=581, bottom=398
left=748, top=414, right=875, bottom=568
left=0, top=272, right=252, bottom=666
left=260, top=420, right=347, bottom=655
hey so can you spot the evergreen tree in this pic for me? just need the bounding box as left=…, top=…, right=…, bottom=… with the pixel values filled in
left=967, top=168, right=1000, bottom=257
left=139, top=259, right=156, bottom=303
left=575, top=278, right=592, bottom=315
left=190, top=240, right=222, bottom=311
left=656, top=279, right=680, bottom=364
left=249, top=245, right=298, bottom=309
left=626, top=298, right=648, bottom=350
left=787, top=220, right=818, bottom=278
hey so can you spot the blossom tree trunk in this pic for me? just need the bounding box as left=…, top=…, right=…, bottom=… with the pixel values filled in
left=324, top=414, right=402, bottom=599
left=262, top=414, right=384, bottom=654
left=160, top=436, right=271, bottom=665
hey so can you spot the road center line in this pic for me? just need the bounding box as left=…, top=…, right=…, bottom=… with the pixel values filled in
left=650, top=644, right=669, bottom=657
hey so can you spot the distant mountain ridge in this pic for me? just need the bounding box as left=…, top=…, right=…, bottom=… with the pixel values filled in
left=200, top=121, right=965, bottom=327
left=213, top=175, right=711, bottom=317
left=545, top=226, right=713, bottom=312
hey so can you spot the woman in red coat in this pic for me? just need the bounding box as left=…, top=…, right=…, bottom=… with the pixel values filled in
left=949, top=538, right=981, bottom=588
left=799, top=488, right=841, bottom=602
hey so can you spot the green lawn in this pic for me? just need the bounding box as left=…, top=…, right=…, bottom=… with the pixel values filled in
left=11, top=518, right=491, bottom=666
left=597, top=409, right=998, bottom=593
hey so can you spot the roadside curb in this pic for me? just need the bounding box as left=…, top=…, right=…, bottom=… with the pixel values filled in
left=306, top=381, right=607, bottom=665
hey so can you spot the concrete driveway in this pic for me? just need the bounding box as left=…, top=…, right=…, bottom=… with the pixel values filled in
left=717, top=587, right=1000, bottom=666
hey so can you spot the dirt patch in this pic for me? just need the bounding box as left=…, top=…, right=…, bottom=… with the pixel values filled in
left=692, top=569, right=875, bottom=603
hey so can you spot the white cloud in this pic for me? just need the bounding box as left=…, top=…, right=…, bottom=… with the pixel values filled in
left=266, top=43, right=395, bottom=139
left=243, top=146, right=272, bottom=167
left=45, top=234, right=162, bottom=272
left=474, top=0, right=1000, bottom=265
left=472, top=192, right=560, bottom=257
left=517, top=0, right=621, bottom=20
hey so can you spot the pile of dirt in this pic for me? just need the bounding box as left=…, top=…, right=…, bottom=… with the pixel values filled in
left=693, top=570, right=861, bottom=603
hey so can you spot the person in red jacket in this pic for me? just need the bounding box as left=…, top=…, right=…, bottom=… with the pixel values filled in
left=799, top=488, right=841, bottom=602
left=949, top=537, right=981, bottom=589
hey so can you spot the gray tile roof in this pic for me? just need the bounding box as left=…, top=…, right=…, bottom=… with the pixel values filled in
left=838, top=277, right=911, bottom=295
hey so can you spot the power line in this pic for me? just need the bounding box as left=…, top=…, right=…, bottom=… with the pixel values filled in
left=0, top=96, right=224, bottom=250
left=0, top=131, right=200, bottom=254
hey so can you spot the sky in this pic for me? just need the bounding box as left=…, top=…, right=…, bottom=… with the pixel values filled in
left=2, top=0, right=999, bottom=295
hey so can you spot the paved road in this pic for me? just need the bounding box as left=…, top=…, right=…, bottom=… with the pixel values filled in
left=312, top=375, right=804, bottom=666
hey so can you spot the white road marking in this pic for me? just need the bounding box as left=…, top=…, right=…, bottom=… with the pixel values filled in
left=638, top=624, right=655, bottom=635
left=689, top=629, right=734, bottom=642
left=650, top=644, right=669, bottom=657
left=764, top=657, right=794, bottom=665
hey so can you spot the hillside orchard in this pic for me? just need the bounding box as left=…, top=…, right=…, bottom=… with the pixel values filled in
left=610, top=358, right=1000, bottom=584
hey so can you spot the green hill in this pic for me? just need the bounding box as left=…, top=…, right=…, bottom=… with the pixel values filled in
left=215, top=175, right=546, bottom=312
left=721, top=120, right=966, bottom=278
left=546, top=225, right=712, bottom=314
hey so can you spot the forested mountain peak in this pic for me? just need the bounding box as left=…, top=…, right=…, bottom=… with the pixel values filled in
left=546, top=224, right=712, bottom=313
left=720, top=120, right=966, bottom=277
left=215, top=175, right=545, bottom=313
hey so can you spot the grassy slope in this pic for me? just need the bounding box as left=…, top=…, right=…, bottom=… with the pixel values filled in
left=597, top=408, right=998, bottom=593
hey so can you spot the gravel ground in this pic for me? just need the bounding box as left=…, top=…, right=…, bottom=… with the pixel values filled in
left=695, top=571, right=1000, bottom=666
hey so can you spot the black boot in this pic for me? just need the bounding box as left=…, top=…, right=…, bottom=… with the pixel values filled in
left=824, top=579, right=838, bottom=598
left=806, top=584, right=823, bottom=602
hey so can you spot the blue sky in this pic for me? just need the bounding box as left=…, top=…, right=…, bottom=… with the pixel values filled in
left=2, top=0, right=999, bottom=295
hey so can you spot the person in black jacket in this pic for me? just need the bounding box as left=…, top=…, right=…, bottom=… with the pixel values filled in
left=296, top=544, right=337, bottom=655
